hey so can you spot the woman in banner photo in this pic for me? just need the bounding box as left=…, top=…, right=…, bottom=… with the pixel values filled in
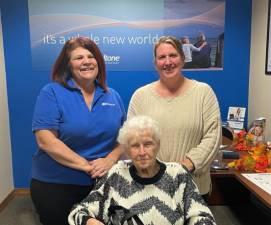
left=68, top=116, right=216, bottom=225
left=128, top=36, right=221, bottom=198
left=192, top=32, right=212, bottom=68
left=30, top=37, right=126, bottom=225
left=180, top=36, right=206, bottom=69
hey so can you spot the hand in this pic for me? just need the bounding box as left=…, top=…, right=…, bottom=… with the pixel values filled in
left=81, top=161, right=93, bottom=174
left=181, top=157, right=195, bottom=172
left=86, top=218, right=104, bottom=225
left=88, top=158, right=116, bottom=178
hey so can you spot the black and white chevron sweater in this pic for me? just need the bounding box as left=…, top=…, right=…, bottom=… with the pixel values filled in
left=68, top=161, right=216, bottom=225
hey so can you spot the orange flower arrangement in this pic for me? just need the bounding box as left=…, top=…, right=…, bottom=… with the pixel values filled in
left=228, top=143, right=271, bottom=173
left=233, top=130, right=247, bottom=151
left=233, top=130, right=254, bottom=151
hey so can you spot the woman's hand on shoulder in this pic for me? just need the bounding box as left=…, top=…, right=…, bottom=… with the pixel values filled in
left=86, top=218, right=104, bottom=225
left=88, top=157, right=116, bottom=178
left=181, top=157, right=195, bottom=172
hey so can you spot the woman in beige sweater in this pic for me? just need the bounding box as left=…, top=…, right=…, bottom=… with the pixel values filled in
left=128, top=36, right=221, bottom=197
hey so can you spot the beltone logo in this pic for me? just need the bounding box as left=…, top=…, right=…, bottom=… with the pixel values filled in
left=104, top=54, right=120, bottom=64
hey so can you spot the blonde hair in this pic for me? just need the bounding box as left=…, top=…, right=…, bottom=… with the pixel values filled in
left=154, top=36, right=184, bottom=59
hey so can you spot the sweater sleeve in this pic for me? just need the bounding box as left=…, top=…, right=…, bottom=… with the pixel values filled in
left=186, top=84, right=222, bottom=173
left=68, top=175, right=111, bottom=225
left=127, top=88, right=143, bottom=119
left=181, top=169, right=217, bottom=225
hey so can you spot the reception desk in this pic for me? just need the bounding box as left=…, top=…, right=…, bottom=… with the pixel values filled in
left=209, top=156, right=271, bottom=209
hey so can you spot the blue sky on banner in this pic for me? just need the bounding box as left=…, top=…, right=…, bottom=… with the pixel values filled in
left=28, top=0, right=225, bottom=71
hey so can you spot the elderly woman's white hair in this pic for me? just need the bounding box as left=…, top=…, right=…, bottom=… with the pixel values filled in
left=117, top=115, right=161, bottom=150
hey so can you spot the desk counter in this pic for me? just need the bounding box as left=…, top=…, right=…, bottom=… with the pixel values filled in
left=210, top=155, right=271, bottom=208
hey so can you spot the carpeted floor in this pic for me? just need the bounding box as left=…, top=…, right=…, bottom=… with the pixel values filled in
left=0, top=194, right=271, bottom=225
left=0, top=195, right=40, bottom=225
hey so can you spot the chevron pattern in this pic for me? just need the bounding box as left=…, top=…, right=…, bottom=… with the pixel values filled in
left=68, top=161, right=216, bottom=225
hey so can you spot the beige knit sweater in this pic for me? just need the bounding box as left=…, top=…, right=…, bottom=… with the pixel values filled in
left=128, top=80, right=221, bottom=194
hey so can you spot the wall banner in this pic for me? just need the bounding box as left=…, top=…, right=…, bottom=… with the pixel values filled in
left=28, top=0, right=225, bottom=71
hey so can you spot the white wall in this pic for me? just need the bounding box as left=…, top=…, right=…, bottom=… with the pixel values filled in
left=249, top=0, right=271, bottom=141
left=0, top=11, right=14, bottom=203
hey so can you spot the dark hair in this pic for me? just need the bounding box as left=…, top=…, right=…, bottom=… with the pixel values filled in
left=154, top=36, right=185, bottom=60
left=52, top=37, right=108, bottom=91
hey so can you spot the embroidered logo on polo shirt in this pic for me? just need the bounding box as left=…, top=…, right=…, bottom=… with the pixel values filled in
left=101, top=102, right=115, bottom=106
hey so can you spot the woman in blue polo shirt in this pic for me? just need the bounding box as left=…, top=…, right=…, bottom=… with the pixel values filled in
left=30, top=37, right=126, bottom=225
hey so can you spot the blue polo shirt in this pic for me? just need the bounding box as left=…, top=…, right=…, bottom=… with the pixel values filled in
left=31, top=79, right=126, bottom=185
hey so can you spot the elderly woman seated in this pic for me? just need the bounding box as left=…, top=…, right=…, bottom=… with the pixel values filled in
left=68, top=116, right=216, bottom=225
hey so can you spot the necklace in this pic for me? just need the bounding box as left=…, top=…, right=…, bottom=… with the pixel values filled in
left=165, top=97, right=175, bottom=103
left=156, top=77, right=188, bottom=99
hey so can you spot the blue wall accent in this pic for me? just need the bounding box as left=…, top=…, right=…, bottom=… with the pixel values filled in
left=0, top=0, right=252, bottom=187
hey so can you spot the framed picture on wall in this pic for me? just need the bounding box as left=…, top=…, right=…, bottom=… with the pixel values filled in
left=265, top=0, right=271, bottom=74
